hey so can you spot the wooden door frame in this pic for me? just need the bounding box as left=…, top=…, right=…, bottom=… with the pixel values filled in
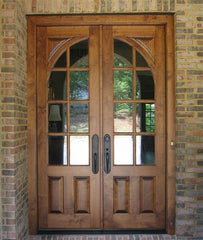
left=27, top=14, right=175, bottom=235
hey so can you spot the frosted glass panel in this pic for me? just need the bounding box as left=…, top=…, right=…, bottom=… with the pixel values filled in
left=70, top=136, right=89, bottom=165
left=114, top=136, right=133, bottom=165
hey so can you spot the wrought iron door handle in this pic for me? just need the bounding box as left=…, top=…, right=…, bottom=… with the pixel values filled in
left=92, top=134, right=99, bottom=174
left=104, top=134, right=111, bottom=174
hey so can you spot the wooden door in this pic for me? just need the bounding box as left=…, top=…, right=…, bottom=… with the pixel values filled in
left=37, top=23, right=166, bottom=230
left=102, top=26, right=166, bottom=229
left=37, top=26, right=101, bottom=229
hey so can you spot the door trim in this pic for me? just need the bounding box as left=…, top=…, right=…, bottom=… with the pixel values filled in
left=27, top=14, right=175, bottom=235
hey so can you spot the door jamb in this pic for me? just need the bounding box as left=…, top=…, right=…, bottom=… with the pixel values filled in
left=27, top=14, right=175, bottom=235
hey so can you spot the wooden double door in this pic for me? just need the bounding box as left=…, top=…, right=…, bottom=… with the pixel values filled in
left=37, top=24, right=166, bottom=230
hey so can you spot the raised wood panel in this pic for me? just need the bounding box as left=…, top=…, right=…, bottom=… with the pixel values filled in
left=74, top=177, right=90, bottom=213
left=113, top=177, right=130, bottom=213
left=140, top=177, right=155, bottom=213
left=49, top=177, right=64, bottom=213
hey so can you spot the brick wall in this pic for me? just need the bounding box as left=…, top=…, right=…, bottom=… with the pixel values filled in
left=0, top=0, right=2, bottom=239
left=175, top=2, right=203, bottom=238
left=0, top=0, right=202, bottom=239
left=0, top=0, right=28, bottom=239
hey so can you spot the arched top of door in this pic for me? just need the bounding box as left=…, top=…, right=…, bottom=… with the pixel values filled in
left=48, top=37, right=88, bottom=69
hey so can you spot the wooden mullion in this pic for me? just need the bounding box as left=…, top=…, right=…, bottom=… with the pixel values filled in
left=69, top=67, right=89, bottom=71
left=135, top=132, right=155, bottom=136
left=134, top=99, right=155, bottom=103
left=69, top=100, right=90, bottom=104
left=113, top=67, right=133, bottom=71
left=51, top=67, right=67, bottom=71
left=48, top=100, right=67, bottom=104
left=136, top=67, right=151, bottom=71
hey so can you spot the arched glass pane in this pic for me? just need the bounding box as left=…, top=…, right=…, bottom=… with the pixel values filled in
left=114, top=39, right=132, bottom=67
left=70, top=40, right=88, bottom=67
left=54, top=51, right=67, bottom=68
left=136, top=51, right=149, bottom=67
left=136, top=71, right=154, bottom=99
left=48, top=71, right=67, bottom=100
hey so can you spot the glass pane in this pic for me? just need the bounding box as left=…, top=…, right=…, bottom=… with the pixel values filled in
left=136, top=136, right=155, bottom=165
left=114, top=39, right=132, bottom=67
left=136, top=51, right=149, bottom=67
left=136, top=103, right=155, bottom=132
left=114, top=103, right=133, bottom=132
left=136, top=71, right=154, bottom=99
left=48, top=71, right=67, bottom=100
left=48, top=104, right=67, bottom=133
left=49, top=136, right=67, bottom=165
left=70, top=71, right=88, bottom=100
left=70, top=136, right=89, bottom=165
left=70, top=103, right=88, bottom=133
left=114, top=70, right=133, bottom=100
left=70, top=39, right=88, bottom=67
left=54, top=51, right=67, bottom=68
left=114, top=136, right=133, bottom=165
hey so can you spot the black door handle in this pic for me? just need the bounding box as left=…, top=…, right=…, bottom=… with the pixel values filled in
left=104, top=134, right=111, bottom=174
left=92, top=134, right=99, bottom=174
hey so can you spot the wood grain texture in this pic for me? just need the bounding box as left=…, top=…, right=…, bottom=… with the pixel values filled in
left=74, top=177, right=90, bottom=213
left=113, top=177, right=130, bottom=213
left=49, top=177, right=64, bottom=213
left=140, top=177, right=155, bottom=213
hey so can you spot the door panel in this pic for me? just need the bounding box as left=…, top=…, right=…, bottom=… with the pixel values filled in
left=37, top=26, right=101, bottom=229
left=37, top=24, right=166, bottom=230
left=103, top=26, right=165, bottom=229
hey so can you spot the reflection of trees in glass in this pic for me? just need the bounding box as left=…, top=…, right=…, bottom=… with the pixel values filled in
left=114, top=102, right=133, bottom=114
left=70, top=71, right=88, bottom=100
left=70, top=103, right=88, bottom=133
left=114, top=70, right=133, bottom=100
left=114, top=55, right=132, bottom=68
left=114, top=103, right=133, bottom=132
left=145, top=104, right=155, bottom=132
